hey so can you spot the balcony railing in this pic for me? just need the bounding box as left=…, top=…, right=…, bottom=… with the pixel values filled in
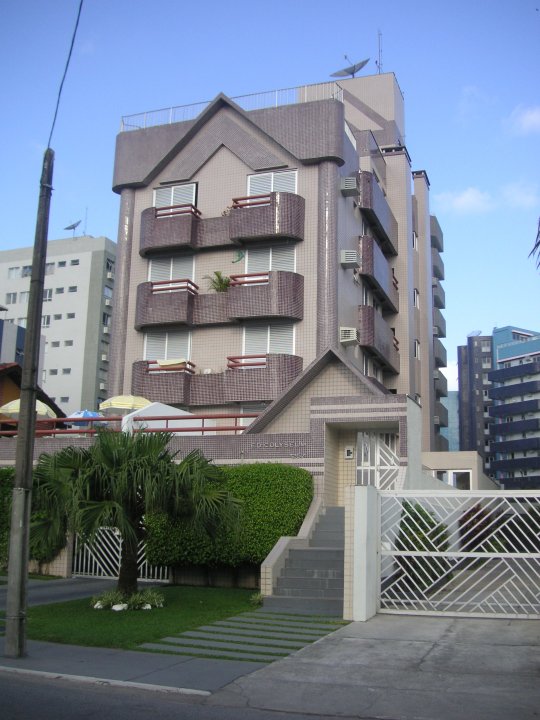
left=145, top=359, right=196, bottom=374
left=227, top=354, right=268, bottom=369
left=232, top=194, right=271, bottom=209
left=151, top=278, right=199, bottom=295
left=357, top=306, right=399, bottom=373
left=230, top=272, right=269, bottom=286
left=135, top=280, right=196, bottom=329
left=229, top=192, right=305, bottom=243
left=154, top=203, right=201, bottom=219
left=357, top=236, right=398, bottom=312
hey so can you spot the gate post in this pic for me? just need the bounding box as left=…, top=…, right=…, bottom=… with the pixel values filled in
left=352, top=485, right=379, bottom=621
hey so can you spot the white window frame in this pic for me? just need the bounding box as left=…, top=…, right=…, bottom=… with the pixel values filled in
left=143, top=329, right=192, bottom=362
left=242, top=323, right=295, bottom=356
left=247, top=170, right=297, bottom=196
left=153, top=183, right=197, bottom=210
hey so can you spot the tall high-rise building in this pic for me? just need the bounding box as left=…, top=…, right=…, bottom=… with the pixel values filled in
left=0, top=236, right=116, bottom=414
left=109, top=74, right=447, bottom=450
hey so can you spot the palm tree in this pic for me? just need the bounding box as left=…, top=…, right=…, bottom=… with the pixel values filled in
left=32, top=430, right=239, bottom=595
left=530, top=217, right=540, bottom=268
left=203, top=270, right=231, bottom=292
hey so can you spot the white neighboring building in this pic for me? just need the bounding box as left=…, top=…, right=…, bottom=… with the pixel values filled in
left=0, top=236, right=116, bottom=415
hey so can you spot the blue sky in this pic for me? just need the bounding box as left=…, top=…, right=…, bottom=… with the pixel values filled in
left=1, top=0, right=539, bottom=388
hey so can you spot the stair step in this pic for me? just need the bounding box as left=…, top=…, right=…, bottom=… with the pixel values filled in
left=140, top=642, right=277, bottom=663
left=273, top=587, right=343, bottom=599
left=263, top=596, right=344, bottom=616
left=276, top=576, right=344, bottom=591
left=281, top=567, right=343, bottom=579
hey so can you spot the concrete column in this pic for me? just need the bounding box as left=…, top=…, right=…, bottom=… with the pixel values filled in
left=352, top=485, right=379, bottom=621
left=316, top=161, right=339, bottom=353
left=108, top=188, right=135, bottom=396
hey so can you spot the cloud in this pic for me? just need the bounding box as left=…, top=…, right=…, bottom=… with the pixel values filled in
left=501, top=181, right=540, bottom=209
left=506, top=105, right=540, bottom=135
left=433, top=187, right=494, bottom=214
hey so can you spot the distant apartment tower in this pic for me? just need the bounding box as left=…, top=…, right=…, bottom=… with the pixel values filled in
left=488, top=326, right=540, bottom=489
left=0, top=236, right=116, bottom=414
left=458, top=333, right=493, bottom=466
left=109, top=74, right=447, bottom=450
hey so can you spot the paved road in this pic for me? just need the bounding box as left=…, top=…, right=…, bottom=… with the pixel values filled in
left=0, top=577, right=118, bottom=611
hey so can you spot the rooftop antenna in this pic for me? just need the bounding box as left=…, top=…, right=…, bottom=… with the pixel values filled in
left=330, top=55, right=369, bottom=78
left=64, top=219, right=81, bottom=237
left=376, top=31, right=383, bottom=74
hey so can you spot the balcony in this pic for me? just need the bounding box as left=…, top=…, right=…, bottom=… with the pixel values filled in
left=490, top=437, right=540, bottom=455
left=489, top=399, right=540, bottom=417
left=356, top=172, right=398, bottom=255
left=489, top=456, right=540, bottom=473
left=140, top=204, right=201, bottom=256
left=223, top=353, right=303, bottom=402
left=432, top=278, right=445, bottom=309
left=433, top=369, right=448, bottom=398
left=489, top=418, right=540, bottom=436
left=434, top=401, right=448, bottom=428
left=229, top=192, right=305, bottom=243
left=135, top=279, right=197, bottom=329
left=490, top=380, right=540, bottom=401
left=357, top=306, right=399, bottom=373
left=434, top=336, right=447, bottom=368
left=433, top=307, right=446, bottom=338
left=131, top=359, right=196, bottom=404
left=357, top=236, right=398, bottom=312
left=489, top=362, right=540, bottom=383
left=431, top=247, right=444, bottom=280
left=227, top=271, right=304, bottom=321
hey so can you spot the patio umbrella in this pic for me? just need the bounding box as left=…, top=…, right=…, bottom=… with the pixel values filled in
left=66, top=409, right=105, bottom=427
left=0, top=398, right=56, bottom=419
left=99, top=395, right=151, bottom=413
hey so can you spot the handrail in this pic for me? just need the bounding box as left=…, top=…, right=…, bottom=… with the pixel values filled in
left=154, top=203, right=201, bottom=218
left=229, top=272, right=269, bottom=287
left=232, top=194, right=272, bottom=209
left=227, top=354, right=267, bottom=369
left=146, top=359, right=196, bottom=374
left=151, top=278, right=199, bottom=295
left=131, top=412, right=259, bottom=435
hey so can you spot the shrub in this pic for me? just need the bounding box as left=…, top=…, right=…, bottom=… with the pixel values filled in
left=0, top=468, right=14, bottom=571
left=91, top=588, right=165, bottom=610
left=458, top=502, right=505, bottom=553
left=146, top=463, right=313, bottom=569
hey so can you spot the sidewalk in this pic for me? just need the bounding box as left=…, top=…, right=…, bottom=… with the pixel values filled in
left=1, top=579, right=539, bottom=718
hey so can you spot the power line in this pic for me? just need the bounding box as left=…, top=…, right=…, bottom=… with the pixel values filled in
left=47, top=0, right=84, bottom=148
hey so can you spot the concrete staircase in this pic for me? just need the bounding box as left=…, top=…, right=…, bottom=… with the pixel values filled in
left=263, top=506, right=344, bottom=616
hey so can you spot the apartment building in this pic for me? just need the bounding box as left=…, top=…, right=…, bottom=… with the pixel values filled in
left=458, top=333, right=494, bottom=464
left=0, top=236, right=116, bottom=415
left=109, top=73, right=447, bottom=451
left=488, top=326, right=540, bottom=489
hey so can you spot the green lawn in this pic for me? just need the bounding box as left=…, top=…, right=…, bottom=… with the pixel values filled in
left=26, top=586, right=255, bottom=650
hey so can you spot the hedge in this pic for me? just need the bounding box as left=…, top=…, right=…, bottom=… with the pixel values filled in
left=0, top=468, right=14, bottom=571
left=146, top=463, right=313, bottom=568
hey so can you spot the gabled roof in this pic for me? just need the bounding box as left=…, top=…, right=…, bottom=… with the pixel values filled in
left=246, top=346, right=388, bottom=434
left=0, top=363, right=66, bottom=418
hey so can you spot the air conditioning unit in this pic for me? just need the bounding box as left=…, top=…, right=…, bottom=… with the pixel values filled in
left=105, top=299, right=112, bottom=307
left=103, top=326, right=110, bottom=334
left=340, top=250, right=360, bottom=269
left=99, top=382, right=106, bottom=390
left=339, top=327, right=358, bottom=345
left=340, top=176, right=359, bottom=197
left=101, top=354, right=108, bottom=362
left=107, top=272, right=114, bottom=280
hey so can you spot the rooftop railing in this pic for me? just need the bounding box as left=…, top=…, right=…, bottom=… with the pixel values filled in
left=121, top=82, right=344, bottom=131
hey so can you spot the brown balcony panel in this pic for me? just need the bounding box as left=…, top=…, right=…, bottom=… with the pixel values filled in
left=224, top=354, right=303, bottom=402
left=357, top=305, right=399, bottom=373
left=431, top=247, right=445, bottom=280
left=434, top=336, right=447, bottom=368
left=195, top=215, right=233, bottom=249
left=357, top=236, right=398, bottom=312
left=135, top=282, right=194, bottom=329
left=132, top=360, right=191, bottom=404
left=434, top=370, right=448, bottom=398
left=229, top=192, right=305, bottom=243
left=433, top=307, right=446, bottom=338
left=190, top=372, right=226, bottom=406
left=432, top=278, right=445, bottom=309
left=357, top=172, right=398, bottom=255
left=435, top=401, right=449, bottom=428
left=140, top=207, right=198, bottom=256
left=228, top=271, right=304, bottom=321
left=192, top=292, right=230, bottom=326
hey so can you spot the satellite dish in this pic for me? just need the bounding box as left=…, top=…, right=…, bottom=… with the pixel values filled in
left=64, top=220, right=81, bottom=231
left=330, top=56, right=369, bottom=78
left=467, top=330, right=482, bottom=337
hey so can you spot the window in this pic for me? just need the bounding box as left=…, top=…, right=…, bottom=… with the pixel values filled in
left=41, top=315, right=51, bottom=328
left=148, top=255, right=194, bottom=282
left=68, top=286, right=77, bottom=293
left=154, top=182, right=197, bottom=211
left=22, top=265, right=32, bottom=277
left=49, top=369, right=58, bottom=376
left=53, top=314, right=62, bottom=320
left=62, top=368, right=71, bottom=375
left=247, top=170, right=297, bottom=196
left=106, top=258, right=115, bottom=273
left=102, top=312, right=111, bottom=327
left=8, top=266, right=20, bottom=278
left=144, top=329, right=191, bottom=360
left=43, top=288, right=52, bottom=302
left=243, top=322, right=295, bottom=355
left=64, top=340, right=73, bottom=347
left=51, top=341, right=60, bottom=348
left=45, top=262, right=54, bottom=275
left=70, top=259, right=79, bottom=266
left=57, top=261, right=66, bottom=268
left=246, top=246, right=295, bottom=274
left=414, top=339, right=420, bottom=358
left=19, top=291, right=29, bottom=304
left=56, top=287, right=64, bottom=294
left=413, top=288, right=420, bottom=308
left=66, top=312, right=75, bottom=319
left=60, top=396, right=69, bottom=403
left=104, top=286, right=113, bottom=299
left=5, top=292, right=17, bottom=304
left=17, top=317, right=26, bottom=328
left=412, top=231, right=418, bottom=250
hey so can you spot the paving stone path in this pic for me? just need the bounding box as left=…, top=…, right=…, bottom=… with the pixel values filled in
left=139, top=609, right=348, bottom=663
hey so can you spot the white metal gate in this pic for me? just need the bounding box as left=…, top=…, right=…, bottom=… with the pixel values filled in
left=72, top=528, right=169, bottom=582
left=379, top=491, right=540, bottom=618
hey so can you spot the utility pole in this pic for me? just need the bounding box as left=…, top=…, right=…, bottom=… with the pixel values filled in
left=5, top=148, right=54, bottom=657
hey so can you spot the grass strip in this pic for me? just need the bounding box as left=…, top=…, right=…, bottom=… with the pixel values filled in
left=26, top=585, right=254, bottom=650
